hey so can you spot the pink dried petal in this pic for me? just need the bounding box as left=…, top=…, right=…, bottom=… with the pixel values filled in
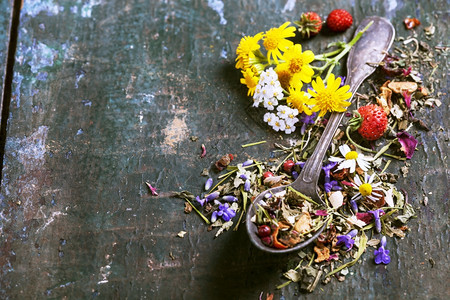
left=397, top=131, right=418, bottom=159
left=146, top=182, right=158, bottom=196
left=402, top=91, right=412, bottom=109
left=314, top=210, right=328, bottom=216
left=200, top=144, right=206, bottom=158
left=327, top=253, right=339, bottom=261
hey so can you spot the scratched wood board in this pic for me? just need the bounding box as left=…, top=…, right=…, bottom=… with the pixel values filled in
left=0, top=0, right=448, bottom=299
left=0, top=1, right=11, bottom=94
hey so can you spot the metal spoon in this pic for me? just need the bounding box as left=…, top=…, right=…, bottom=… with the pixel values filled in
left=246, top=16, right=395, bottom=253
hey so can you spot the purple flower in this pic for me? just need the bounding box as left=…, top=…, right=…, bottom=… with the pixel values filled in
left=324, top=180, right=342, bottom=193
left=204, top=178, right=213, bottom=190
left=292, top=171, right=299, bottom=179
left=222, top=195, right=238, bottom=202
left=374, top=236, right=391, bottom=264
left=397, top=131, right=418, bottom=159
left=206, top=191, right=220, bottom=202
left=322, top=161, right=338, bottom=180
left=244, top=179, right=251, bottom=192
left=242, top=160, right=254, bottom=167
left=239, top=174, right=248, bottom=180
left=299, top=112, right=317, bottom=135
left=295, top=161, right=305, bottom=168
left=336, top=229, right=358, bottom=251
left=350, top=200, right=359, bottom=213
left=337, top=76, right=346, bottom=87
left=211, top=202, right=236, bottom=222
left=196, top=196, right=206, bottom=207
left=369, top=209, right=383, bottom=233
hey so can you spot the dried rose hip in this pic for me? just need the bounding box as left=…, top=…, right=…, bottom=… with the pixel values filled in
left=261, top=236, right=273, bottom=246
left=257, top=225, right=272, bottom=237
left=283, top=160, right=295, bottom=172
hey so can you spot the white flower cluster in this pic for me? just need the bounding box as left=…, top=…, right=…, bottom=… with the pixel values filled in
left=264, top=105, right=299, bottom=134
left=253, top=68, right=284, bottom=110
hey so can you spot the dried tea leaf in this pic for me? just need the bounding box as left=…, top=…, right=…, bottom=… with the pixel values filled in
left=366, top=238, right=381, bottom=247
left=177, top=231, right=187, bottom=238
left=396, top=203, right=416, bottom=224
left=283, top=269, right=302, bottom=282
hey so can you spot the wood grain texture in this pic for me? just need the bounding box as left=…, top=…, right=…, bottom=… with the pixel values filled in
left=0, top=0, right=448, bottom=299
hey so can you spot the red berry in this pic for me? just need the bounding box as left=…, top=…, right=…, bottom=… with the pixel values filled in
left=357, top=104, right=388, bottom=141
left=295, top=11, right=322, bottom=38
left=260, top=236, right=273, bottom=246
left=283, top=160, right=295, bottom=172
left=258, top=225, right=272, bottom=237
left=263, top=171, right=274, bottom=179
left=326, top=9, right=353, bottom=32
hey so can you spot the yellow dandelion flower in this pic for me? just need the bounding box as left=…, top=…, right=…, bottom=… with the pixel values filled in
left=309, top=74, right=352, bottom=117
left=235, top=33, right=263, bottom=70
left=279, top=44, right=315, bottom=83
left=287, top=85, right=315, bottom=115
left=263, top=22, right=296, bottom=64
left=240, top=68, right=259, bottom=96
left=275, top=64, right=292, bottom=90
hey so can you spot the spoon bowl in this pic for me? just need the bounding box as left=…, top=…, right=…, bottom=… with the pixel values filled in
left=246, top=16, right=395, bottom=253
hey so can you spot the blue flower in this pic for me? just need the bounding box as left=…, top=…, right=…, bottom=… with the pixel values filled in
left=350, top=200, right=359, bottom=213
left=204, top=177, right=213, bottom=190
left=324, top=180, right=342, bottom=193
left=322, top=161, right=338, bottom=180
left=336, top=229, right=358, bottom=251
left=244, top=179, right=251, bottom=192
left=242, top=160, right=254, bottom=167
left=374, top=236, right=391, bottom=264
left=299, top=112, right=317, bottom=135
left=206, top=191, right=220, bottom=202
left=369, top=209, right=383, bottom=233
left=292, top=171, right=299, bottom=179
left=211, top=202, right=236, bottom=222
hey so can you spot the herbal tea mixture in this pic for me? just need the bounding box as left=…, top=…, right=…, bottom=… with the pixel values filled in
left=171, top=10, right=443, bottom=294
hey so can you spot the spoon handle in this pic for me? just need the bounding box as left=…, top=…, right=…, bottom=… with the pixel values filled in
left=296, top=84, right=359, bottom=184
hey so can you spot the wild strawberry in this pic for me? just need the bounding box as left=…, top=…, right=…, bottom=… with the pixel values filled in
left=263, top=171, right=274, bottom=179
left=326, top=9, right=353, bottom=32
left=294, top=12, right=322, bottom=38
left=350, top=104, right=388, bottom=141
left=283, top=160, right=295, bottom=172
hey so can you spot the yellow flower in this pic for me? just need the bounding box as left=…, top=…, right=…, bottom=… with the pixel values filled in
left=287, top=85, right=315, bottom=115
left=275, top=64, right=292, bottom=90
left=263, top=22, right=296, bottom=64
left=240, top=68, right=259, bottom=96
left=235, top=33, right=263, bottom=70
left=309, top=74, right=352, bottom=117
left=279, top=44, right=315, bottom=83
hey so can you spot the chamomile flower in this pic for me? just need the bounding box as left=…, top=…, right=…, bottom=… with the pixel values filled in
left=286, top=107, right=299, bottom=124
left=351, top=173, right=384, bottom=202
left=309, top=74, right=352, bottom=117
left=263, top=112, right=277, bottom=126
left=272, top=117, right=286, bottom=132
left=329, top=144, right=373, bottom=173
left=278, top=44, right=315, bottom=84
left=240, top=68, right=259, bottom=96
left=259, top=67, right=279, bottom=85
left=263, top=22, right=296, bottom=64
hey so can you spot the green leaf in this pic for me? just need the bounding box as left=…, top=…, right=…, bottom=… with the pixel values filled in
left=396, top=203, right=416, bottom=224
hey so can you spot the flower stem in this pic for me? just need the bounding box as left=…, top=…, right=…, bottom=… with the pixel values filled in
left=184, top=198, right=211, bottom=225
left=241, top=140, right=267, bottom=148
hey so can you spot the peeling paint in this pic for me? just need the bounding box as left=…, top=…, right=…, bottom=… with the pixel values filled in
left=162, top=110, right=189, bottom=155
left=207, top=0, right=227, bottom=25
left=282, top=0, right=296, bottom=13
left=16, top=126, right=48, bottom=169
left=29, top=42, right=58, bottom=73
left=81, top=0, right=102, bottom=18
left=36, top=211, right=68, bottom=233
left=12, top=72, right=23, bottom=108
left=22, top=0, right=61, bottom=17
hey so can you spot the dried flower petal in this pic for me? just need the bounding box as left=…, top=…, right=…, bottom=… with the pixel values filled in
left=204, top=178, right=213, bottom=190
left=145, top=182, right=158, bottom=196
left=200, top=144, right=206, bottom=158
left=397, top=131, right=418, bottom=159
left=242, top=159, right=254, bottom=166
left=404, top=17, right=421, bottom=29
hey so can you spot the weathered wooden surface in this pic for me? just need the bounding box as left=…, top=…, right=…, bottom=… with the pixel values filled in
left=0, top=0, right=448, bottom=299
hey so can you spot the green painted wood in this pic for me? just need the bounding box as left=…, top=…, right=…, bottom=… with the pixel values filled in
left=0, top=1, right=11, bottom=99
left=0, top=0, right=448, bottom=299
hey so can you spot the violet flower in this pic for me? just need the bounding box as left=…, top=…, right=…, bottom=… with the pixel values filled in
left=196, top=196, right=206, bottom=207
left=299, top=112, right=317, bottom=135
left=239, top=174, right=248, bottom=180
left=211, top=202, right=236, bottom=222
left=204, top=178, right=213, bottom=190
left=324, top=180, right=342, bottom=193
left=322, top=161, right=338, bottom=180
left=242, top=160, right=254, bottom=167
left=369, top=209, right=383, bottom=233
left=397, top=131, right=418, bottom=159
left=244, top=179, right=251, bottom=192
left=206, top=191, right=220, bottom=202
left=295, top=161, right=305, bottom=168
left=292, top=171, right=299, bottom=179
left=350, top=200, right=359, bottom=213
left=222, top=195, right=238, bottom=202
left=338, top=76, right=346, bottom=87
left=374, top=236, right=391, bottom=265
left=336, top=229, right=358, bottom=251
